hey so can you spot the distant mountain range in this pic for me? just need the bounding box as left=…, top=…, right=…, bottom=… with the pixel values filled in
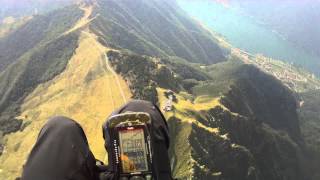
left=0, top=0, right=76, bottom=20
left=0, top=0, right=319, bottom=180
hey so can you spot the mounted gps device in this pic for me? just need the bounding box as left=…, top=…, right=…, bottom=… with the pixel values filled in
left=105, top=112, right=153, bottom=180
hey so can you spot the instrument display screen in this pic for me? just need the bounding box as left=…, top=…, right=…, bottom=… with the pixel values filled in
left=119, top=128, right=148, bottom=173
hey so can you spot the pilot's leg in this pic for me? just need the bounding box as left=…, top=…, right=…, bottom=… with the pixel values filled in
left=21, top=116, right=98, bottom=180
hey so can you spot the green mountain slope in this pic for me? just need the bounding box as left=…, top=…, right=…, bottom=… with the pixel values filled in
left=104, top=50, right=312, bottom=180
left=0, top=33, right=79, bottom=135
left=298, top=90, right=320, bottom=179
left=0, top=5, right=83, bottom=71
left=299, top=90, right=320, bottom=148
left=0, top=1, right=229, bottom=178
left=0, top=0, right=319, bottom=180
left=0, top=5, right=84, bottom=137
left=90, top=0, right=227, bottom=64
left=0, top=16, right=31, bottom=38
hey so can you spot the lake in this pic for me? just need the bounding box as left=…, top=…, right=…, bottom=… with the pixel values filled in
left=177, top=0, right=320, bottom=76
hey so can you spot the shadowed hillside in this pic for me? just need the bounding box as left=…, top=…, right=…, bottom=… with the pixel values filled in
left=0, top=32, right=79, bottom=135
left=298, top=90, right=320, bottom=179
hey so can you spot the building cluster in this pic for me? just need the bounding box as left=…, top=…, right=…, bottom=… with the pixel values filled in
left=257, top=57, right=320, bottom=91
left=257, top=59, right=306, bottom=81
left=232, top=48, right=320, bottom=91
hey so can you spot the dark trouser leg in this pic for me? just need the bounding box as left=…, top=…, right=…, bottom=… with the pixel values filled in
left=21, top=116, right=98, bottom=180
